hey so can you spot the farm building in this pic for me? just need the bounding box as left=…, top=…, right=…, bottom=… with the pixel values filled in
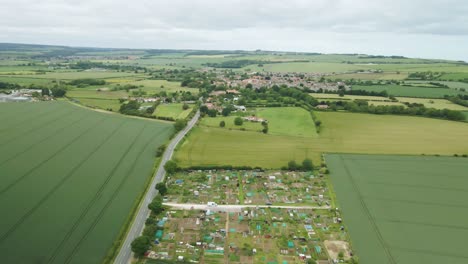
left=244, top=116, right=267, bottom=123
left=234, top=105, right=246, bottom=111
left=316, top=104, right=329, bottom=109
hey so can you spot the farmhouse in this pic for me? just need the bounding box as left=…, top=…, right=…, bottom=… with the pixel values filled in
left=316, top=104, right=329, bottom=110
left=233, top=105, right=246, bottom=112
left=244, top=116, right=267, bottom=123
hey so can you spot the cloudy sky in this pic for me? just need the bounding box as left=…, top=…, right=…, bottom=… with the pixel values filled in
left=1, top=0, right=467, bottom=60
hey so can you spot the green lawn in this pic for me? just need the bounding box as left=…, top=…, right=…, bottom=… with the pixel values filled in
left=175, top=111, right=468, bottom=168
left=254, top=107, right=318, bottom=137
left=0, top=101, right=173, bottom=264
left=154, top=103, right=192, bottom=119
left=325, top=154, right=468, bottom=264
left=200, top=116, right=263, bottom=132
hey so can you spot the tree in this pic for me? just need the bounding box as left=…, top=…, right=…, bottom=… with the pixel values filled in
left=219, top=120, right=226, bottom=127
left=155, top=182, right=168, bottom=196
left=182, top=103, right=189, bottom=110
left=288, top=160, right=299, bottom=170
left=338, top=89, right=345, bottom=97
left=302, top=158, right=314, bottom=170
left=41, top=88, right=50, bottom=96
left=51, top=87, right=66, bottom=97
left=234, top=116, right=243, bottom=126
left=131, top=236, right=151, bottom=257
left=222, top=107, right=232, bottom=116
left=207, top=109, right=217, bottom=117
left=148, top=197, right=164, bottom=214
left=164, top=160, right=178, bottom=174
left=174, top=119, right=187, bottom=132
left=156, top=145, right=166, bottom=157
left=200, top=105, right=208, bottom=113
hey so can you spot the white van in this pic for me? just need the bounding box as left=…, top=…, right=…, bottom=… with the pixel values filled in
left=207, top=202, right=218, bottom=207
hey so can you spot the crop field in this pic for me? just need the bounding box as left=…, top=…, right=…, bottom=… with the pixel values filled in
left=352, top=84, right=468, bottom=98
left=329, top=72, right=408, bottom=80
left=123, top=79, right=199, bottom=94
left=175, top=111, right=468, bottom=168
left=439, top=72, right=468, bottom=81
left=311, top=93, right=468, bottom=110
left=246, top=62, right=366, bottom=73
left=0, top=101, right=173, bottom=264
left=325, top=154, right=468, bottom=264
left=154, top=103, right=193, bottom=119
left=67, top=90, right=128, bottom=111
left=7, top=70, right=143, bottom=80
left=0, top=76, right=56, bottom=85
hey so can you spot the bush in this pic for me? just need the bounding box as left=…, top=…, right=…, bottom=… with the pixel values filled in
left=155, top=182, right=168, bottom=196
left=302, top=159, right=314, bottom=170
left=219, top=120, right=226, bottom=127
left=130, top=236, right=151, bottom=256
left=156, top=145, right=166, bottom=157
left=288, top=160, right=299, bottom=170
left=174, top=119, right=187, bottom=132
left=234, top=116, right=243, bottom=126
left=164, top=160, right=178, bottom=174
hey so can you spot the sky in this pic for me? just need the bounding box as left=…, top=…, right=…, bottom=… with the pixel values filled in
left=1, top=0, right=467, bottom=61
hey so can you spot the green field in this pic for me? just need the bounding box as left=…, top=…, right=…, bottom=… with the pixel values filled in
left=0, top=101, right=173, bottom=263
left=175, top=110, right=468, bottom=168
left=330, top=72, right=408, bottom=81
left=199, top=107, right=318, bottom=136
left=123, top=79, right=199, bottom=94
left=352, top=84, right=468, bottom=98
left=8, top=70, right=143, bottom=80
left=311, top=93, right=468, bottom=110
left=200, top=116, right=263, bottom=132
left=255, top=107, right=318, bottom=137
left=325, top=154, right=468, bottom=264
left=154, top=103, right=192, bottom=119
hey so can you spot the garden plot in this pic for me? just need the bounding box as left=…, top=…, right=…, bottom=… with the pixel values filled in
left=154, top=170, right=355, bottom=263
left=147, top=207, right=341, bottom=263
left=166, top=170, right=330, bottom=207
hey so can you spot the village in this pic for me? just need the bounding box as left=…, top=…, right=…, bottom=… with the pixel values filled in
left=142, top=170, right=354, bottom=264
left=209, top=70, right=349, bottom=92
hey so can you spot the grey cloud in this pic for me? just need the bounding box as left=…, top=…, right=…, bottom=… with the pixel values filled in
left=0, top=0, right=467, bottom=60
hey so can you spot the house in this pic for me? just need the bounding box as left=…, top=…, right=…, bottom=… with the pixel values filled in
left=234, top=105, right=246, bottom=112
left=316, top=104, right=329, bottom=110
left=210, top=91, right=226, bottom=96
left=244, top=116, right=267, bottom=123
left=205, top=103, right=223, bottom=112
left=226, top=89, right=240, bottom=95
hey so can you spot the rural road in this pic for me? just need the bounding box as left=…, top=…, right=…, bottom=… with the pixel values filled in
left=114, top=111, right=200, bottom=264
left=163, top=202, right=331, bottom=212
